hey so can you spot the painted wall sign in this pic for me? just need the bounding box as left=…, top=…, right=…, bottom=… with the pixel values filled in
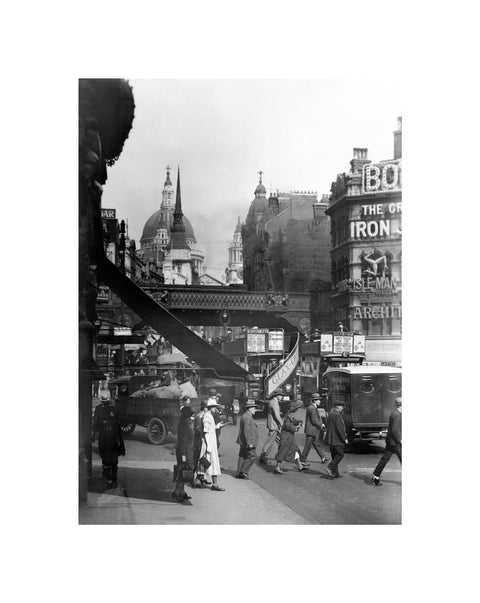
left=101, top=208, right=117, bottom=219
left=351, top=305, right=402, bottom=319
left=339, top=277, right=398, bottom=295
left=362, top=162, right=402, bottom=194
left=350, top=201, right=402, bottom=240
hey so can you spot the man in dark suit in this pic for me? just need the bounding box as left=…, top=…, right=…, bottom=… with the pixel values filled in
left=235, top=399, right=259, bottom=479
left=324, top=401, right=348, bottom=478
left=300, top=393, right=328, bottom=465
left=259, top=388, right=283, bottom=465
left=371, top=397, right=402, bottom=485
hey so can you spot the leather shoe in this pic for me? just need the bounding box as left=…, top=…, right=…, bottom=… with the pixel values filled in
left=236, top=473, right=250, bottom=479
left=298, top=465, right=308, bottom=472
left=258, top=456, right=268, bottom=465
left=321, top=457, right=328, bottom=464
left=182, top=493, right=192, bottom=500
left=201, top=479, right=212, bottom=485
left=211, top=485, right=225, bottom=491
left=326, top=467, right=334, bottom=478
left=371, top=475, right=381, bottom=486
left=274, top=467, right=284, bottom=474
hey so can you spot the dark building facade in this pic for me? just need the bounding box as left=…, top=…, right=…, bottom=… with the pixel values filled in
left=326, top=118, right=402, bottom=364
left=241, top=175, right=332, bottom=332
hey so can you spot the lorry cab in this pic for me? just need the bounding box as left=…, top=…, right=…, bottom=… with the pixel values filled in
left=321, top=365, right=402, bottom=440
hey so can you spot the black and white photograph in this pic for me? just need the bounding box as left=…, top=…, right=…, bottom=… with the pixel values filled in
left=5, top=2, right=477, bottom=601
left=79, top=78, right=403, bottom=525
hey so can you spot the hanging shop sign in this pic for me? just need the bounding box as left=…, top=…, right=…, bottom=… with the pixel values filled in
left=362, top=162, right=402, bottom=194
left=96, top=285, right=110, bottom=303
left=101, top=208, right=116, bottom=219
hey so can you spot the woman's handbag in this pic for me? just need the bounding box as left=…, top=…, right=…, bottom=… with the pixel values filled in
left=173, top=464, right=194, bottom=483
left=198, top=455, right=211, bottom=472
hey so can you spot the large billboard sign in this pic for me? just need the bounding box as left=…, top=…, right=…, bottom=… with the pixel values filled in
left=362, top=162, right=401, bottom=194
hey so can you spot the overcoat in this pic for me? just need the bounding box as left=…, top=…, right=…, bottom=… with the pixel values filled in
left=385, top=408, right=402, bottom=447
left=176, top=407, right=194, bottom=467
left=304, top=403, right=324, bottom=436
left=275, top=413, right=301, bottom=462
left=199, top=410, right=221, bottom=476
left=236, top=411, right=259, bottom=448
left=324, top=409, right=347, bottom=446
left=266, top=395, right=283, bottom=431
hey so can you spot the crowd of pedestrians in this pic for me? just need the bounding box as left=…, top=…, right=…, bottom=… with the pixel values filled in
left=92, top=386, right=402, bottom=502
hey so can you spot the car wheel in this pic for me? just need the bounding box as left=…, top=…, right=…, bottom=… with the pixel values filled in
left=146, top=417, right=167, bottom=445
left=121, top=422, right=136, bottom=436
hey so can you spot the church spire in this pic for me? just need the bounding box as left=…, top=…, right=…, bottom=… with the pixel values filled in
left=170, top=166, right=189, bottom=249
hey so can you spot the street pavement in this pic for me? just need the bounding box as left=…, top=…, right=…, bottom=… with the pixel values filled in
left=80, top=407, right=401, bottom=525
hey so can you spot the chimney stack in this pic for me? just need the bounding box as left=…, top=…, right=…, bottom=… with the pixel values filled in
left=394, top=116, right=402, bottom=159
left=350, top=148, right=370, bottom=174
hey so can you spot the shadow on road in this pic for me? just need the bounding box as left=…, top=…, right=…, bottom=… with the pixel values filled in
left=349, top=471, right=402, bottom=487
left=90, top=465, right=178, bottom=503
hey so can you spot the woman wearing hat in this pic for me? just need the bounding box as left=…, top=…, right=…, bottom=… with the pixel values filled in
left=274, top=400, right=308, bottom=474
left=199, top=397, right=225, bottom=491
left=172, top=405, right=195, bottom=503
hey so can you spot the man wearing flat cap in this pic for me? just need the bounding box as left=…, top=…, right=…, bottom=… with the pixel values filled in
left=300, top=393, right=328, bottom=465
left=371, top=397, right=402, bottom=486
left=235, top=400, right=259, bottom=479
left=258, top=388, right=284, bottom=465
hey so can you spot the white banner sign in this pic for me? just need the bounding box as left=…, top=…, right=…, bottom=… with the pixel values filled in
left=264, top=334, right=300, bottom=398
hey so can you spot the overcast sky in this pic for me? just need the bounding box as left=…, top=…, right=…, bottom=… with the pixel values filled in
left=102, top=79, right=402, bottom=271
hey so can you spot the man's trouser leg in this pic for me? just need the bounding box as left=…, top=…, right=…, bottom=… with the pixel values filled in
left=329, top=446, right=344, bottom=475
left=312, top=437, right=327, bottom=460
left=260, top=429, right=278, bottom=458
left=240, top=448, right=256, bottom=475
left=300, top=435, right=314, bottom=463
left=373, top=447, right=393, bottom=478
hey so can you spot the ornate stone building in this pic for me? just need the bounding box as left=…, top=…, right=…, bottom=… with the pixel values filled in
left=326, top=118, right=402, bottom=364
left=138, top=167, right=205, bottom=284
left=241, top=173, right=332, bottom=333
left=225, top=217, right=244, bottom=284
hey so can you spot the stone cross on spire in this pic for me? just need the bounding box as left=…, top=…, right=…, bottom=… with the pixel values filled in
left=258, top=170, right=263, bottom=183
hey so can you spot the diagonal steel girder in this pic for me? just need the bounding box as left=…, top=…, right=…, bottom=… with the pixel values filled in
left=96, top=256, right=251, bottom=380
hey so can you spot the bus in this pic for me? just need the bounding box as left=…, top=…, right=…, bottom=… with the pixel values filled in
left=321, top=365, right=402, bottom=441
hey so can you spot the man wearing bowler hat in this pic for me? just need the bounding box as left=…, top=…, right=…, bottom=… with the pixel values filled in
left=324, top=400, right=348, bottom=478
left=258, top=388, right=284, bottom=465
left=371, top=397, right=402, bottom=486
left=300, top=393, right=328, bottom=465
left=235, top=399, right=259, bottom=479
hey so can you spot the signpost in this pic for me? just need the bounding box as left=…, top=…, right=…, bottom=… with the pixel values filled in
left=264, top=334, right=300, bottom=398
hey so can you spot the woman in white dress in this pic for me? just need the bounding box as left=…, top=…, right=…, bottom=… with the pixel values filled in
left=200, top=397, right=225, bottom=491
